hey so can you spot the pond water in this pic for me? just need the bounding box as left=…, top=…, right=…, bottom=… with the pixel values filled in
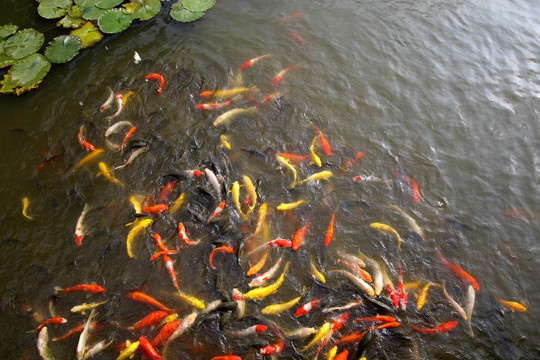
left=0, top=0, right=539, bottom=359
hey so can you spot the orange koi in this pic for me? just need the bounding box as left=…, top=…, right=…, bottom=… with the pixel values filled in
left=138, top=335, right=163, bottom=360
left=209, top=245, right=235, bottom=269
left=272, top=65, right=297, bottom=87
left=128, top=311, right=169, bottom=331
left=160, top=180, right=177, bottom=204
left=277, top=152, right=310, bottom=163
left=324, top=212, right=336, bottom=246
left=408, top=176, right=421, bottom=203
left=145, top=73, right=165, bottom=95
left=374, top=321, right=400, bottom=330
left=310, top=123, right=331, bottom=156
left=208, top=200, right=226, bottom=222
left=52, top=324, right=84, bottom=341
left=177, top=222, right=199, bottom=246
left=211, top=355, right=241, bottom=360
left=274, top=11, right=304, bottom=22
left=247, top=250, right=269, bottom=276
left=342, top=151, right=364, bottom=171
left=354, top=316, right=396, bottom=324
left=338, top=332, right=365, bottom=343
left=162, top=254, right=180, bottom=291
left=77, top=126, right=96, bottom=151
left=287, top=31, right=307, bottom=48
left=292, top=222, right=309, bottom=251
left=240, top=54, right=270, bottom=70
left=194, top=98, right=234, bottom=111
left=436, top=250, right=480, bottom=291
left=32, top=316, right=67, bottom=332
left=126, top=290, right=175, bottom=312
left=153, top=233, right=168, bottom=252
left=120, top=126, right=136, bottom=151
left=410, top=320, right=458, bottom=334
left=54, top=284, right=105, bottom=294
left=151, top=319, right=180, bottom=347
left=142, top=204, right=169, bottom=215
left=334, top=350, right=349, bottom=360
left=338, top=259, right=372, bottom=283
left=149, top=249, right=178, bottom=262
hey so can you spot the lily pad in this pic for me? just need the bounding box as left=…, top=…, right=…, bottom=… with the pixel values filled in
left=170, top=2, right=204, bottom=22
left=1, top=53, right=51, bottom=95
left=38, top=0, right=72, bottom=19
left=57, top=7, right=86, bottom=28
left=132, top=0, right=161, bottom=21
left=74, top=0, right=102, bottom=6
left=96, top=0, right=124, bottom=9
left=3, top=29, right=44, bottom=60
left=0, top=25, right=18, bottom=39
left=0, top=54, right=15, bottom=68
left=70, top=21, right=103, bottom=48
left=45, top=35, right=82, bottom=63
left=181, top=0, right=214, bottom=12
left=98, top=9, right=133, bottom=34
left=80, top=5, right=108, bottom=20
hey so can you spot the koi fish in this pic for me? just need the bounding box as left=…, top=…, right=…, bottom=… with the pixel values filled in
left=78, top=126, right=96, bottom=151
left=138, top=336, right=163, bottom=360
left=232, top=289, right=245, bottom=319
left=128, top=311, right=169, bottom=331
left=205, top=168, right=222, bottom=201
left=126, top=218, right=153, bottom=258
left=342, top=151, right=364, bottom=171
left=240, top=54, right=270, bottom=70
left=310, top=123, right=331, bottom=156
left=70, top=300, right=107, bottom=314
left=116, top=340, right=140, bottom=360
left=301, top=322, right=332, bottom=351
left=324, top=212, right=336, bottom=246
left=358, top=252, right=383, bottom=295
left=417, top=282, right=433, bottom=310
left=352, top=175, right=389, bottom=182
left=55, top=284, right=105, bottom=295
left=100, top=87, right=114, bottom=112
left=354, top=315, right=396, bottom=324
left=296, top=170, right=333, bottom=186
left=73, top=148, right=104, bottom=171
left=292, top=222, right=309, bottom=251
left=276, top=199, right=306, bottom=211
left=274, top=11, right=304, bottom=22
left=97, top=162, right=125, bottom=188
left=145, top=73, right=165, bottom=95
left=397, top=265, right=407, bottom=310
left=229, top=324, right=267, bottom=336
left=322, top=299, right=363, bottom=313
left=209, top=244, right=235, bottom=269
left=21, top=197, right=33, bottom=220
left=250, top=239, right=292, bottom=254
left=76, top=309, right=96, bottom=360
left=151, top=320, right=180, bottom=347
left=410, top=320, right=458, bottom=334
left=37, top=327, right=54, bottom=360
left=310, top=258, right=326, bottom=283
left=331, top=270, right=375, bottom=297
left=374, top=322, right=400, bottom=330
left=107, top=92, right=124, bottom=119
left=211, top=355, right=241, bottom=360
left=142, top=204, right=169, bottom=215
left=231, top=181, right=244, bottom=217
left=388, top=203, right=424, bottom=240
left=260, top=340, right=284, bottom=355
left=441, top=282, right=467, bottom=320
left=32, top=316, right=67, bottom=332
left=249, top=255, right=284, bottom=288
left=408, top=176, right=421, bottom=203
left=213, top=106, right=257, bottom=127
left=177, top=222, right=199, bottom=246
left=220, top=134, right=232, bottom=150
left=436, top=250, right=480, bottom=291
left=175, top=290, right=206, bottom=309
left=208, top=200, right=226, bottom=222
left=150, top=250, right=179, bottom=262
left=491, top=292, right=527, bottom=312
left=201, top=86, right=259, bottom=99
left=287, top=30, right=307, bottom=48
left=242, top=175, right=257, bottom=215
left=80, top=338, right=113, bottom=359
left=309, top=136, right=322, bottom=167
left=465, top=285, right=475, bottom=337
left=114, top=145, right=149, bottom=169
left=295, top=298, right=322, bottom=317
left=126, top=290, right=175, bottom=312
left=162, top=254, right=180, bottom=290
left=104, top=121, right=136, bottom=152
left=194, top=98, right=234, bottom=111
left=272, top=64, right=297, bottom=87
left=244, top=262, right=290, bottom=300
left=262, top=295, right=302, bottom=315
left=164, top=311, right=198, bottom=347
left=370, top=222, right=402, bottom=249
left=253, top=203, right=267, bottom=236
left=169, top=192, right=185, bottom=214
left=247, top=250, right=269, bottom=276
left=53, top=324, right=84, bottom=341
left=338, top=259, right=372, bottom=283
left=119, top=126, right=136, bottom=152
left=159, top=180, right=177, bottom=204
left=282, top=327, right=317, bottom=338
left=277, top=155, right=298, bottom=189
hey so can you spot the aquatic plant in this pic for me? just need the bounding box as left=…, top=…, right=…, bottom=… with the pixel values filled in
left=1, top=0, right=216, bottom=95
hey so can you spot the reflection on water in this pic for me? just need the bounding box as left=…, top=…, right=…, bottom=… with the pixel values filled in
left=0, top=0, right=539, bottom=359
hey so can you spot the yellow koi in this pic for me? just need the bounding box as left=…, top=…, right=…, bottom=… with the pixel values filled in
left=22, top=197, right=33, bottom=220
left=220, top=134, right=232, bottom=150
left=277, top=155, right=297, bottom=189
left=122, top=90, right=136, bottom=106
left=301, top=321, right=331, bottom=351
left=175, top=291, right=206, bottom=309
left=243, top=262, right=290, bottom=300
left=116, top=340, right=139, bottom=360
left=370, top=222, right=402, bottom=249
left=493, top=296, right=527, bottom=312
left=276, top=199, right=306, bottom=211
left=261, top=295, right=302, bottom=315
left=417, top=282, right=433, bottom=310
left=310, top=258, right=326, bottom=283
left=70, top=300, right=107, bottom=314
left=97, top=162, right=125, bottom=188
left=327, top=346, right=338, bottom=360
left=253, top=203, right=268, bottom=236
left=388, top=203, right=424, bottom=240
left=212, top=86, right=259, bottom=99
left=74, top=148, right=104, bottom=170
left=157, top=313, right=179, bottom=329
left=231, top=181, right=243, bottom=217
left=242, top=175, right=257, bottom=215
left=129, top=195, right=143, bottom=214
left=296, top=170, right=333, bottom=186
left=126, top=218, right=153, bottom=258
left=309, top=136, right=322, bottom=167
left=213, top=107, right=257, bottom=127
left=169, top=192, right=185, bottom=214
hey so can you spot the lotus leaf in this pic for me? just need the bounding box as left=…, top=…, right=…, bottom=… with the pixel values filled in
left=70, top=21, right=103, bottom=48
left=0, top=54, right=15, bottom=68
left=3, top=29, right=44, bottom=60
left=181, top=0, right=214, bottom=12
left=170, top=2, right=204, bottom=22
left=132, top=0, right=161, bottom=21
left=0, top=25, right=18, bottom=39
left=74, top=0, right=102, bottom=6
left=1, top=53, right=51, bottom=95
left=98, top=9, right=133, bottom=34
left=96, top=0, right=124, bottom=9
left=81, top=5, right=108, bottom=20
left=38, top=0, right=72, bottom=19
left=45, top=35, right=82, bottom=63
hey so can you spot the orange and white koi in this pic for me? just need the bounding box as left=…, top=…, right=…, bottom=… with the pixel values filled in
left=99, top=87, right=114, bottom=112
left=292, top=222, right=309, bottom=251
left=177, top=222, right=199, bottom=246
left=240, top=54, right=270, bottom=70
left=310, top=123, right=331, bottom=156
left=77, top=126, right=96, bottom=151
left=105, top=121, right=135, bottom=151
left=32, top=316, right=67, bottom=332
left=410, top=320, right=458, bottom=335
left=331, top=270, right=375, bottom=297
left=247, top=250, right=270, bottom=276
left=76, top=309, right=96, bottom=360
left=55, top=283, right=105, bottom=295
left=249, top=255, right=284, bottom=288
left=232, top=288, right=245, bottom=318
left=260, top=340, right=285, bottom=355
left=324, top=212, right=336, bottom=246
left=74, top=204, right=89, bottom=246
left=436, top=250, right=480, bottom=291
left=119, top=126, right=136, bottom=151
left=209, top=244, right=234, bottom=269
left=294, top=298, right=322, bottom=317
left=272, top=65, right=297, bottom=87
left=370, top=222, right=402, bottom=249
left=162, top=254, right=180, bottom=291
left=208, top=200, right=226, bottom=222
left=358, top=252, right=383, bottom=295
left=145, top=73, right=165, bottom=95
left=164, top=311, right=198, bottom=347
left=338, top=259, right=372, bottom=283
left=194, top=98, right=234, bottom=111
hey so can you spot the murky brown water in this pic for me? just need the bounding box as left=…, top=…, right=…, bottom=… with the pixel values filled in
left=0, top=0, right=539, bottom=359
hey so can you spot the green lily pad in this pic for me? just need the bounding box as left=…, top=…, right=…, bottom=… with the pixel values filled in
left=80, top=5, right=108, bottom=20
left=132, top=0, right=161, bottom=21
left=57, top=11, right=86, bottom=28
left=0, top=54, right=15, bottom=68
left=1, top=53, right=51, bottom=95
left=74, top=0, right=102, bottom=6
left=0, top=25, right=18, bottom=39
left=70, top=21, right=103, bottom=48
left=38, top=0, right=72, bottom=19
left=96, top=0, right=124, bottom=9
left=3, top=29, right=44, bottom=60
left=181, top=0, right=214, bottom=12
left=170, top=2, right=204, bottom=22
left=45, top=35, right=82, bottom=63
left=98, top=9, right=133, bottom=34
left=123, top=2, right=137, bottom=14
left=68, top=4, right=82, bottom=16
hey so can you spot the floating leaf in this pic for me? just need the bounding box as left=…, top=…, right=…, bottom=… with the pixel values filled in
left=181, top=0, right=214, bottom=12
left=45, top=35, right=82, bottom=63
left=0, top=54, right=15, bottom=68
left=1, top=53, right=51, bottom=95
left=4, top=29, right=44, bottom=60
left=68, top=4, right=82, bottom=17
left=80, top=5, right=108, bottom=20
left=96, top=0, right=123, bottom=9
left=74, top=0, right=102, bottom=6
left=0, top=25, right=18, bottom=39
left=132, top=0, right=161, bottom=21
left=70, top=21, right=103, bottom=48
left=98, top=9, right=133, bottom=34
left=57, top=7, right=86, bottom=28
left=38, top=0, right=72, bottom=19
left=123, top=2, right=138, bottom=14
left=170, top=2, right=204, bottom=22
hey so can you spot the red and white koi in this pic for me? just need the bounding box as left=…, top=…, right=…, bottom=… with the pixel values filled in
left=162, top=254, right=180, bottom=291
left=272, top=64, right=297, bottom=87
left=232, top=288, right=245, bottom=319
left=249, top=255, right=284, bottom=288
left=260, top=340, right=284, bottom=355
left=74, top=204, right=90, bottom=246
left=32, top=316, right=67, bottom=332
left=145, top=73, right=165, bottom=95
left=77, top=126, right=96, bottom=151
left=208, top=200, right=226, bottom=222
left=194, top=98, right=234, bottom=111
left=99, top=87, right=114, bottom=112
left=240, top=54, right=270, bottom=70
left=177, top=222, right=200, bottom=246
left=322, top=299, right=363, bottom=313
left=229, top=324, right=267, bottom=336
left=107, top=92, right=124, bottom=120
left=104, top=120, right=134, bottom=152
left=294, top=298, right=322, bottom=317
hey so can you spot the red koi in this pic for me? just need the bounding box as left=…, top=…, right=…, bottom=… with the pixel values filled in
left=410, top=320, right=459, bottom=334
left=53, top=324, right=83, bottom=341
left=77, top=126, right=96, bottom=151
left=436, top=250, right=480, bottom=291
left=32, top=317, right=67, bottom=332
left=272, top=65, right=297, bottom=87
left=240, top=54, right=269, bottom=70
left=267, top=239, right=292, bottom=248
left=208, top=200, right=226, bottom=222
left=129, top=311, right=169, bottom=331
left=126, top=291, right=175, bottom=312
left=209, top=245, right=235, bottom=269
left=397, top=266, right=407, bottom=310
left=332, top=312, right=349, bottom=332
left=374, top=321, right=400, bottom=330
left=324, top=212, right=336, bottom=246
left=334, top=350, right=349, bottom=360
left=294, top=298, right=322, bottom=317
left=354, top=316, right=396, bottom=324
left=120, top=126, right=136, bottom=151
left=408, top=176, right=421, bottom=203
left=277, top=152, right=310, bottom=163
left=54, top=284, right=105, bottom=294
left=142, top=204, right=169, bottom=215
left=145, top=73, right=165, bottom=95
left=151, top=319, right=180, bottom=347
left=194, top=98, right=234, bottom=111
left=342, top=151, right=364, bottom=171
left=149, top=249, right=178, bottom=262
left=310, top=123, right=331, bottom=156
left=260, top=340, right=284, bottom=355
left=177, top=222, right=199, bottom=246
left=292, top=222, right=309, bottom=251
left=160, top=180, right=177, bottom=203
left=163, top=254, right=180, bottom=291
left=138, top=335, right=163, bottom=360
